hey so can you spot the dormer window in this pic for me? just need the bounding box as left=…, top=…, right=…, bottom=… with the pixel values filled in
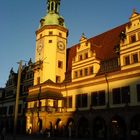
left=130, top=34, right=136, bottom=43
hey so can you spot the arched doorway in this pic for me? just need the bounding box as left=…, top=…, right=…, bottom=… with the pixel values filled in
left=130, top=114, right=140, bottom=140
left=93, top=117, right=107, bottom=140
left=110, top=115, right=126, bottom=140
left=77, top=117, right=89, bottom=138
left=66, top=118, right=75, bottom=137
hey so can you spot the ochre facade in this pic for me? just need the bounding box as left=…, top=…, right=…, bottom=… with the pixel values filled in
left=26, top=1, right=140, bottom=140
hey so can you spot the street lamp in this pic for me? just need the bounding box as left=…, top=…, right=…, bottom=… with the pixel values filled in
left=13, top=60, right=22, bottom=140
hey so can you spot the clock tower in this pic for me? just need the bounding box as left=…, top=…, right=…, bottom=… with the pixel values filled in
left=34, top=0, right=68, bottom=85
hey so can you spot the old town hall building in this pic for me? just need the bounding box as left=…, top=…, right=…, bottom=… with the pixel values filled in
left=1, top=0, right=140, bottom=140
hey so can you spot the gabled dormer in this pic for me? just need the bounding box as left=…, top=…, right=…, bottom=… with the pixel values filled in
left=72, top=33, right=100, bottom=82
left=120, top=9, right=140, bottom=70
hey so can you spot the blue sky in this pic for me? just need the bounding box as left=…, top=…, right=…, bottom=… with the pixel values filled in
left=0, top=0, right=140, bottom=87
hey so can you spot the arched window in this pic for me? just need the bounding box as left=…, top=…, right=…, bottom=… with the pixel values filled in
left=51, top=2, right=54, bottom=11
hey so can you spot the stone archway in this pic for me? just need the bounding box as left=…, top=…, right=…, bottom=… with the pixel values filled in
left=77, top=117, right=89, bottom=138
left=93, top=117, right=107, bottom=140
left=110, top=115, right=126, bottom=140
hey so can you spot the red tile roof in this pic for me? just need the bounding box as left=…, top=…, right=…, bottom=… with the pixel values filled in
left=66, top=23, right=128, bottom=73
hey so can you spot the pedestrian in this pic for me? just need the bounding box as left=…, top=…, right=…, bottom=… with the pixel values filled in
left=1, top=127, right=6, bottom=140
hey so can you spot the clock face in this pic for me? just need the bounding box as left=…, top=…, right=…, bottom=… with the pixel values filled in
left=57, top=41, right=65, bottom=51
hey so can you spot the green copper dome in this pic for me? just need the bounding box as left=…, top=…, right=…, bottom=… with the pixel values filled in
left=39, top=0, right=66, bottom=28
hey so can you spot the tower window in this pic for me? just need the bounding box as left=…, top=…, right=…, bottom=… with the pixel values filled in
left=37, top=77, right=40, bottom=85
left=56, top=76, right=61, bottom=83
left=59, top=32, right=62, bottom=37
left=58, top=60, right=63, bottom=68
left=48, top=40, right=52, bottom=43
left=49, top=31, right=53, bottom=35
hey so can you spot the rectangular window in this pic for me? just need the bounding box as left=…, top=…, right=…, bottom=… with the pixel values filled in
left=130, top=35, right=136, bottom=43
left=79, top=70, right=83, bottom=77
left=64, top=96, right=73, bottom=108
left=48, top=40, right=52, bottom=43
left=37, top=77, right=40, bottom=85
left=136, top=84, right=140, bottom=102
left=8, top=105, right=14, bottom=115
left=132, top=53, right=138, bottom=63
left=84, top=68, right=88, bottom=76
left=49, top=31, right=53, bottom=35
left=91, top=91, right=105, bottom=106
left=74, top=71, right=78, bottom=79
left=59, top=32, right=62, bottom=37
left=112, top=88, right=121, bottom=104
left=58, top=60, right=63, bottom=68
left=98, top=90, right=105, bottom=106
left=56, top=76, right=61, bottom=83
left=76, top=93, right=87, bottom=108
left=79, top=55, right=83, bottom=61
left=121, top=86, right=130, bottom=104
left=91, top=92, right=98, bottom=106
left=89, top=66, right=94, bottom=75
left=76, top=94, right=81, bottom=108
left=124, top=56, right=130, bottom=65
left=85, top=53, right=88, bottom=59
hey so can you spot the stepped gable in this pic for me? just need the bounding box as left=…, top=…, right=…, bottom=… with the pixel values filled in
left=66, top=23, right=128, bottom=73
